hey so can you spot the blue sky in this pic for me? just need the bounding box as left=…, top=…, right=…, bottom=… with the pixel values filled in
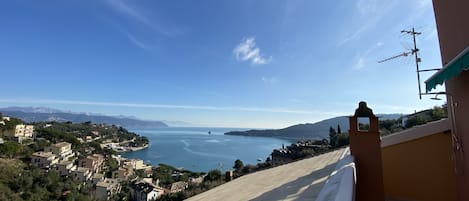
left=0, top=0, right=446, bottom=128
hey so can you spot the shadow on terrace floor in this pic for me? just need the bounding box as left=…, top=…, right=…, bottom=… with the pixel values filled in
left=249, top=162, right=337, bottom=201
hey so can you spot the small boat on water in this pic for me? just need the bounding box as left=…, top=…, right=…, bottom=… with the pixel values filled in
left=208, top=131, right=211, bottom=134
left=257, top=158, right=262, bottom=162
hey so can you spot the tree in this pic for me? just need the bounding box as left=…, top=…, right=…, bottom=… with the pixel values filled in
left=337, top=124, right=342, bottom=134
left=358, top=123, right=369, bottom=130
left=329, top=127, right=337, bottom=147
left=336, top=133, right=349, bottom=147
left=0, top=141, right=22, bottom=159
left=431, top=106, right=447, bottom=120
left=1, top=118, right=22, bottom=131
left=405, top=116, right=430, bottom=128
left=233, top=159, right=244, bottom=173
left=204, top=170, right=222, bottom=182
left=242, top=165, right=256, bottom=174
left=300, top=149, right=315, bottom=158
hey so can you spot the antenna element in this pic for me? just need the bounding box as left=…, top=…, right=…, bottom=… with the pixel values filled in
left=378, top=27, right=441, bottom=99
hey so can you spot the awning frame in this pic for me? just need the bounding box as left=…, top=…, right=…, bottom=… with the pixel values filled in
left=425, top=46, right=469, bottom=92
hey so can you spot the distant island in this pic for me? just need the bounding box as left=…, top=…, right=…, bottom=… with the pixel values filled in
left=225, top=114, right=403, bottom=140
left=0, top=107, right=168, bottom=128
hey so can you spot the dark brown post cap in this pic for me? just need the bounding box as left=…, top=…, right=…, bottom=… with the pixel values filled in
left=354, top=101, right=376, bottom=118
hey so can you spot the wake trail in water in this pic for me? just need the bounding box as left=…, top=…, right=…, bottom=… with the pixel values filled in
left=180, top=139, right=235, bottom=160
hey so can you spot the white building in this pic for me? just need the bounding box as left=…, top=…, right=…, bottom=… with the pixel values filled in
left=0, top=117, right=10, bottom=126
left=3, top=124, right=35, bottom=139
left=31, top=151, right=59, bottom=169
left=133, top=182, right=164, bottom=201
left=56, top=160, right=77, bottom=176
left=96, top=179, right=121, bottom=200
left=78, top=154, right=104, bottom=174
left=132, top=159, right=152, bottom=171
left=170, top=181, right=188, bottom=193
left=45, top=142, right=74, bottom=162
left=72, top=167, right=92, bottom=182
left=91, top=173, right=104, bottom=186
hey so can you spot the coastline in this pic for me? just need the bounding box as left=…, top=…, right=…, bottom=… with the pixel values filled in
left=116, top=144, right=149, bottom=153
left=128, top=144, right=149, bottom=152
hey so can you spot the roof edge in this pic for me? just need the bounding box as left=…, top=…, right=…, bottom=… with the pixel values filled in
left=381, top=118, right=450, bottom=147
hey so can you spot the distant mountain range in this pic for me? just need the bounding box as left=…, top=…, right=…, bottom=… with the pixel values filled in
left=0, top=106, right=404, bottom=135
left=0, top=107, right=169, bottom=128
left=225, top=114, right=403, bottom=140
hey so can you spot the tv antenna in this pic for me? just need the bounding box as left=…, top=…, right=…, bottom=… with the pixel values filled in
left=378, top=27, right=441, bottom=99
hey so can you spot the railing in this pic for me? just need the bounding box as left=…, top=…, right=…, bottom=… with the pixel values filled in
left=316, top=148, right=356, bottom=201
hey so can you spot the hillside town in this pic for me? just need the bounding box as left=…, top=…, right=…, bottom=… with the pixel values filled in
left=0, top=115, right=207, bottom=201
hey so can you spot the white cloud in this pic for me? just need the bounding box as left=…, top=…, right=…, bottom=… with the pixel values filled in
left=233, top=37, right=271, bottom=65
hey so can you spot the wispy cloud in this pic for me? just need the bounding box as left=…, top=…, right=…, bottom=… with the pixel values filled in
left=338, top=0, right=397, bottom=46
left=328, top=101, right=417, bottom=114
left=105, top=0, right=183, bottom=39
left=233, top=37, right=271, bottom=65
left=417, top=0, right=432, bottom=9
left=353, top=42, right=384, bottom=70
left=356, top=0, right=378, bottom=14
left=353, top=57, right=365, bottom=70
left=0, top=98, right=344, bottom=116
left=374, top=103, right=419, bottom=113
left=106, top=0, right=152, bottom=27
left=423, top=27, right=438, bottom=41
left=261, top=76, right=277, bottom=84
left=122, top=31, right=150, bottom=50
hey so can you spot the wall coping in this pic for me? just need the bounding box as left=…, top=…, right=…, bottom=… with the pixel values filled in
left=316, top=148, right=356, bottom=201
left=381, top=119, right=451, bottom=147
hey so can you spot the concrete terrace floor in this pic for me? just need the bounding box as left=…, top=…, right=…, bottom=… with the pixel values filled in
left=186, top=148, right=345, bottom=201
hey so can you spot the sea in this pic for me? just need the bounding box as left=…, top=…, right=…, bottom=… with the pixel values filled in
left=122, top=127, right=291, bottom=173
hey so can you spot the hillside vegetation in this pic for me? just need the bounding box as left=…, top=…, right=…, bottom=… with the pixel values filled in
left=226, top=105, right=447, bottom=139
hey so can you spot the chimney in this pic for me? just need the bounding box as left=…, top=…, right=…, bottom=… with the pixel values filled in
left=349, top=101, right=385, bottom=201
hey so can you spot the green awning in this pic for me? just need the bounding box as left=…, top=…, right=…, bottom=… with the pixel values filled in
left=425, top=46, right=469, bottom=92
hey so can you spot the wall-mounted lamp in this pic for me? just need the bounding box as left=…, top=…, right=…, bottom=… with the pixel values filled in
left=421, top=91, right=446, bottom=101
left=430, top=94, right=443, bottom=100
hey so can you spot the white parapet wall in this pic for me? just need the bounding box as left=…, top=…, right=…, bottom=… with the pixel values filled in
left=316, top=148, right=356, bottom=201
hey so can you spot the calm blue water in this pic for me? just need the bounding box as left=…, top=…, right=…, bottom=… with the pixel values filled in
left=122, top=127, right=290, bottom=173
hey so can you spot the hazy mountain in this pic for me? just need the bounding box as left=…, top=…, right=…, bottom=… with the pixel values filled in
left=162, top=120, right=192, bottom=127
left=0, top=106, right=65, bottom=114
left=225, top=114, right=403, bottom=140
left=0, top=107, right=168, bottom=128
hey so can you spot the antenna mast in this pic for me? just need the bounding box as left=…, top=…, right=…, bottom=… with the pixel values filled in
left=402, top=28, right=422, bottom=99
left=378, top=27, right=441, bottom=99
